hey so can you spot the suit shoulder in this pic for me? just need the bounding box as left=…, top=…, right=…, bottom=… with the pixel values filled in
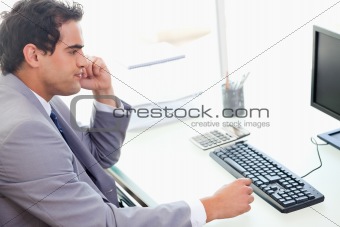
left=0, top=88, right=49, bottom=143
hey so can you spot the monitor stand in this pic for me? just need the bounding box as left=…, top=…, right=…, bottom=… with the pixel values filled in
left=317, top=128, right=340, bottom=150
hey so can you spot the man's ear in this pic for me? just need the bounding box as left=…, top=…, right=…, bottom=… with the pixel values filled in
left=22, top=44, right=42, bottom=68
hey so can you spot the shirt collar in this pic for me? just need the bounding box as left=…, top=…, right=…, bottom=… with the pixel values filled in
left=30, top=90, right=52, bottom=116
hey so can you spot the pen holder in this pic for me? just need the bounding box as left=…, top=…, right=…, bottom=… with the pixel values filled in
left=221, top=84, right=246, bottom=117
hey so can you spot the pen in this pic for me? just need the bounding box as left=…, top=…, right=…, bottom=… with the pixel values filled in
left=225, top=71, right=230, bottom=90
left=239, top=72, right=250, bottom=89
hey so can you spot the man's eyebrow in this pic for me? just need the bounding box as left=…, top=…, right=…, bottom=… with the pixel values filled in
left=65, top=44, right=84, bottom=49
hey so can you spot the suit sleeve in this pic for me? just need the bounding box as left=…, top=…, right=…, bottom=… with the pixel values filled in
left=84, top=98, right=131, bottom=168
left=0, top=120, right=192, bottom=227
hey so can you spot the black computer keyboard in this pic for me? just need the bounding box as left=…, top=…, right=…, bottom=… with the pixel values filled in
left=209, top=141, right=325, bottom=213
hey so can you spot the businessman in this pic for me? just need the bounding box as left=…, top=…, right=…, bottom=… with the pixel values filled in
left=0, top=0, right=254, bottom=226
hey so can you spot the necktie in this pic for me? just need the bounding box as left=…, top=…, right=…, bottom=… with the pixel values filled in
left=50, top=111, right=66, bottom=141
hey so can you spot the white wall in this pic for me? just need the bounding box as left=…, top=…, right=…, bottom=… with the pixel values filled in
left=223, top=0, right=340, bottom=119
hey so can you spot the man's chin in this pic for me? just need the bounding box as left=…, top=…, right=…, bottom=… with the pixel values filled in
left=61, top=86, right=82, bottom=96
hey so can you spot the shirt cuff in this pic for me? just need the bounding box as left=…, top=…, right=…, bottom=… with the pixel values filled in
left=93, top=99, right=126, bottom=116
left=186, top=200, right=207, bottom=227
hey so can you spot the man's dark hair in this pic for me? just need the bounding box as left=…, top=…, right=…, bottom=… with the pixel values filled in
left=0, top=0, right=83, bottom=74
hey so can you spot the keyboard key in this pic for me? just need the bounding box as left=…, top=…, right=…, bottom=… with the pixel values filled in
left=296, top=196, right=308, bottom=203
left=258, top=176, right=269, bottom=184
left=282, top=200, right=296, bottom=207
left=265, top=175, right=281, bottom=183
left=271, top=194, right=282, bottom=201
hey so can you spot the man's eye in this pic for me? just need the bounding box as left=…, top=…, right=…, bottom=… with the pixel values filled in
left=70, top=49, right=78, bottom=55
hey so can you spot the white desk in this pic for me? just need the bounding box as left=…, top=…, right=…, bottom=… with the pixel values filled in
left=108, top=85, right=340, bottom=227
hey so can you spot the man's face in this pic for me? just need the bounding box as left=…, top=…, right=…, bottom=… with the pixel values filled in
left=37, top=20, right=88, bottom=99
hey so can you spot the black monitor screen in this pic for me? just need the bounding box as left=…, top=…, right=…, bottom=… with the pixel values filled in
left=311, top=26, right=340, bottom=121
left=311, top=25, right=340, bottom=149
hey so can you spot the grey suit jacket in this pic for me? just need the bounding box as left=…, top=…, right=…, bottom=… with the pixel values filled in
left=0, top=74, right=192, bottom=227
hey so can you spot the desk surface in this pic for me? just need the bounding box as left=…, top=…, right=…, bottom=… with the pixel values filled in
left=110, top=86, right=340, bottom=227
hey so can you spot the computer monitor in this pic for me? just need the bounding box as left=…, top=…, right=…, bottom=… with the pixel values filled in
left=311, top=25, right=340, bottom=149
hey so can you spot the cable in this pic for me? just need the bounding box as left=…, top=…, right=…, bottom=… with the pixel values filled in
left=301, top=137, right=328, bottom=178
